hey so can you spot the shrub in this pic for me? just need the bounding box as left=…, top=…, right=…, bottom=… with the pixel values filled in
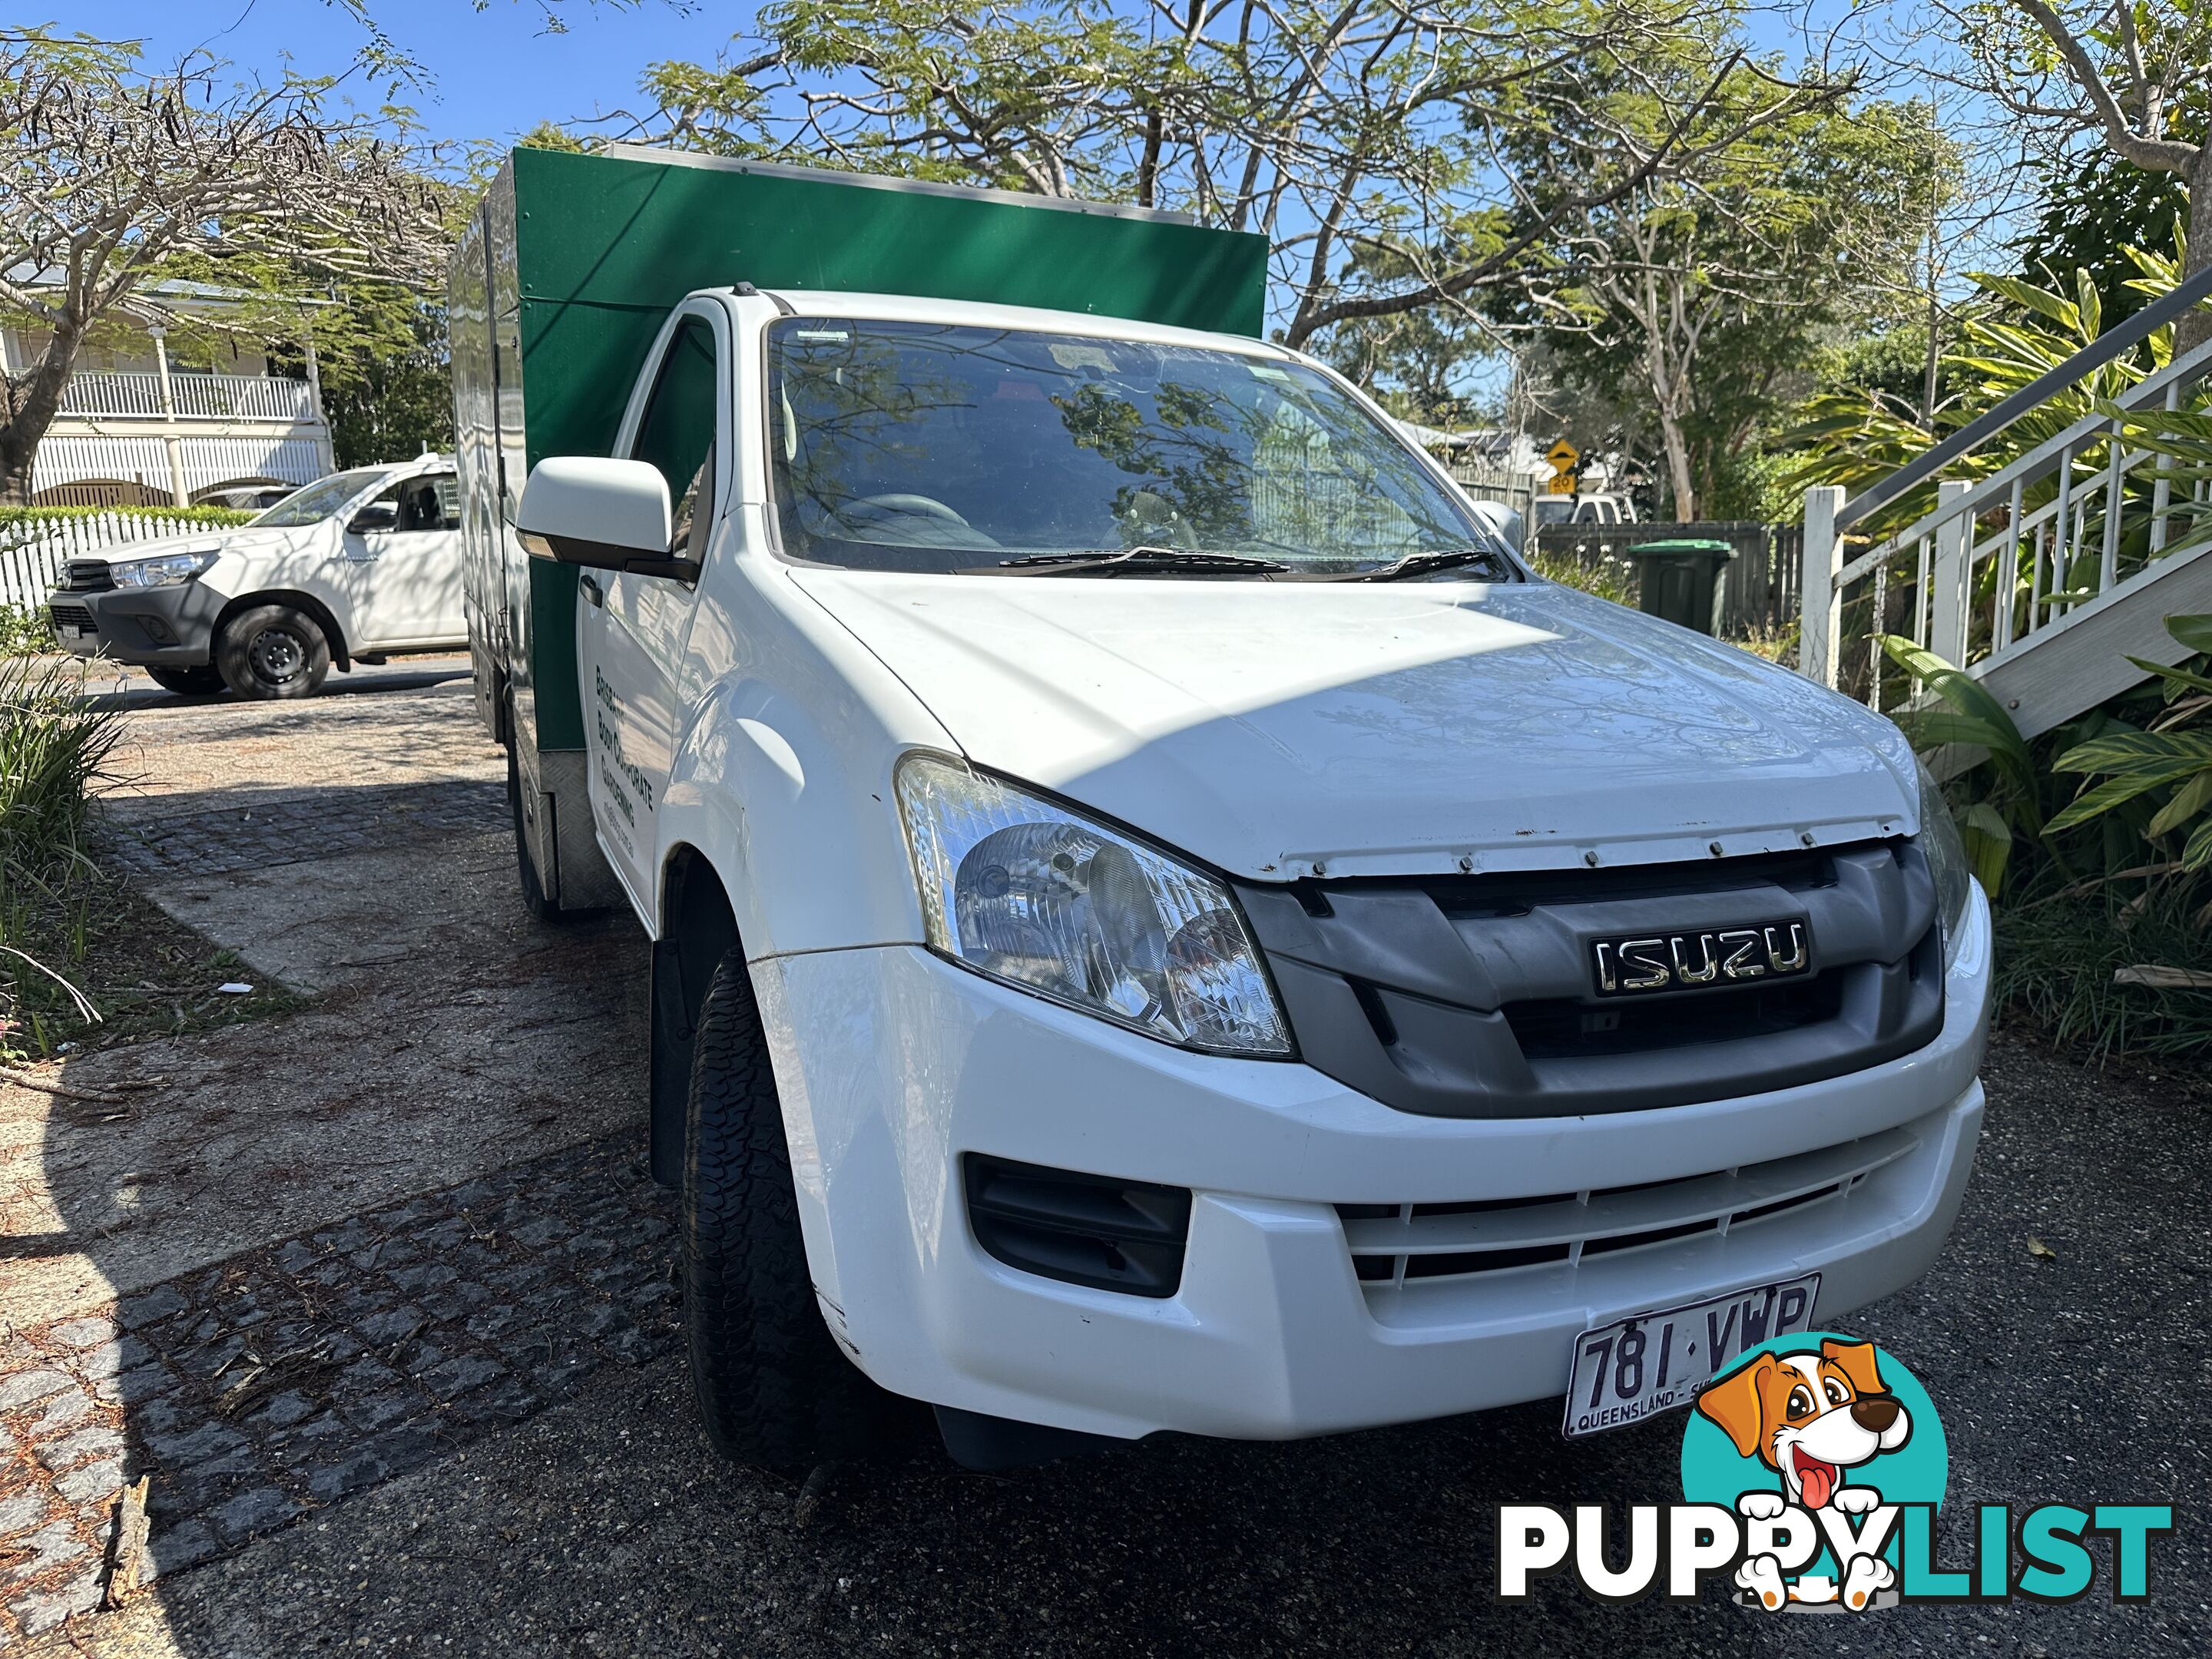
left=1528, top=548, right=1637, bottom=607
left=0, top=602, right=51, bottom=657
left=0, top=654, right=126, bottom=888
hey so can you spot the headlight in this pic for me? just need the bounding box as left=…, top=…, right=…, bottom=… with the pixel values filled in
left=1917, top=763, right=1974, bottom=971
left=110, top=548, right=219, bottom=588
left=896, top=753, right=1292, bottom=1057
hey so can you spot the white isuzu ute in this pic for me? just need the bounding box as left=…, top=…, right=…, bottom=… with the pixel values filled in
left=455, top=147, right=1988, bottom=1474
left=45, top=455, right=465, bottom=698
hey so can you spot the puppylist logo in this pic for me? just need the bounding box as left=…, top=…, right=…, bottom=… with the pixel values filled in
left=1498, top=1331, right=2173, bottom=1611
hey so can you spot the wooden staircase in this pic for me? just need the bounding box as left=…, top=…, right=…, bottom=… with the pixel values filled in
left=1799, top=264, right=2212, bottom=745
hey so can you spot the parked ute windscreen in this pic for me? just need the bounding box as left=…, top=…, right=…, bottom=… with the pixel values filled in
left=767, top=320, right=1495, bottom=574
left=250, top=468, right=391, bottom=528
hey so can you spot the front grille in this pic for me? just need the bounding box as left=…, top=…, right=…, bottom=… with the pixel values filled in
left=964, top=1154, right=1192, bottom=1298
left=60, top=560, right=114, bottom=592
left=1337, top=1128, right=1915, bottom=1290
left=1503, top=972, right=1846, bottom=1059
left=1233, top=839, right=1945, bottom=1118
left=48, top=603, right=96, bottom=631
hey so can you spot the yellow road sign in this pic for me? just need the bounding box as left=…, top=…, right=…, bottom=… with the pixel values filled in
left=1547, top=439, right=1581, bottom=469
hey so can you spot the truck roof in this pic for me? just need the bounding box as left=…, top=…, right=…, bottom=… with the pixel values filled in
left=731, top=289, right=1299, bottom=357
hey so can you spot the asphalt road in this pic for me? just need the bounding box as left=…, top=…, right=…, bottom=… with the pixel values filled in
left=7, top=661, right=2207, bottom=1656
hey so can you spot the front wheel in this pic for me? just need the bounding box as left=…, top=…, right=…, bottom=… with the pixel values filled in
left=214, top=604, right=330, bottom=700
left=147, top=665, right=225, bottom=697
left=683, top=949, right=916, bottom=1475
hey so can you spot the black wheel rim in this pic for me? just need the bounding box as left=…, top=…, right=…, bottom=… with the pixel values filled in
left=247, top=626, right=305, bottom=685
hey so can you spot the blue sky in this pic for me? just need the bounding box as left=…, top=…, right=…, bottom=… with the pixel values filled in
left=64, top=1, right=742, bottom=145
left=65, top=2, right=1888, bottom=154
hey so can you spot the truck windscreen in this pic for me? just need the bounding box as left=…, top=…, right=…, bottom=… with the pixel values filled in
left=766, top=320, right=1497, bottom=575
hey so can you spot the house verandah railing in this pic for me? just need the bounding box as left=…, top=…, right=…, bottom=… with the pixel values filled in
left=58, top=371, right=316, bottom=423
left=1799, top=262, right=2212, bottom=732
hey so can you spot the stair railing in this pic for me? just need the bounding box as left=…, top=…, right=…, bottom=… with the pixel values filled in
left=1800, top=263, right=2212, bottom=704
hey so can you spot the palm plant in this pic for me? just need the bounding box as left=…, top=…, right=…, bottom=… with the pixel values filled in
left=2045, top=614, right=2212, bottom=874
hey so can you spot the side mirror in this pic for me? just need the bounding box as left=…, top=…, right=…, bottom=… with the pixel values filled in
left=516, top=457, right=696, bottom=580
left=1466, top=499, right=1525, bottom=555
left=348, top=502, right=398, bottom=535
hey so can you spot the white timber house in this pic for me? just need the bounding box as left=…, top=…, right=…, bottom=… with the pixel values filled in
left=4, top=278, right=336, bottom=507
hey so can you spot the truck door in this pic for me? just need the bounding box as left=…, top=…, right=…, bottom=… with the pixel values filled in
left=578, top=310, right=723, bottom=912
left=337, top=471, right=465, bottom=647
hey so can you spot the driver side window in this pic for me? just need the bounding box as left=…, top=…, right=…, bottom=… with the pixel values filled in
left=631, top=317, right=719, bottom=562
left=350, top=484, right=401, bottom=535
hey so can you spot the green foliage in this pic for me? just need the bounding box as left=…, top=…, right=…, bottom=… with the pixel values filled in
left=1315, top=235, right=1505, bottom=427
left=1485, top=22, right=1952, bottom=521
left=2048, top=614, right=2212, bottom=870
left=2012, top=133, right=2195, bottom=330
left=1994, top=886, right=2212, bottom=1065
left=1528, top=548, right=1637, bottom=607
left=1880, top=618, right=2212, bottom=1065
left=1781, top=233, right=2210, bottom=528
left=1879, top=633, right=2040, bottom=896
left=1881, top=617, right=2212, bottom=894
left=0, top=654, right=126, bottom=888
left=1807, top=323, right=1943, bottom=416
left=0, top=30, right=458, bottom=502
left=0, top=506, right=253, bottom=531
left=321, top=301, right=453, bottom=467
left=0, top=603, right=50, bottom=657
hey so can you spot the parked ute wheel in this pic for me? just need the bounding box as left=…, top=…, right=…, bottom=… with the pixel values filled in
left=682, top=949, right=918, bottom=1475
left=214, top=604, right=330, bottom=700
left=146, top=665, right=225, bottom=697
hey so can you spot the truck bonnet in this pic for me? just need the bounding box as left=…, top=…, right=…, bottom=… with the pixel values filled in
left=787, top=569, right=1922, bottom=881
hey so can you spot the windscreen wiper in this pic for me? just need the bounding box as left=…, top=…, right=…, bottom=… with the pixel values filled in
left=984, top=545, right=1290, bottom=577
left=1319, top=546, right=1517, bottom=583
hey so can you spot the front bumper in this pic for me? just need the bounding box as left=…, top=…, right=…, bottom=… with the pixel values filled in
left=45, top=582, right=221, bottom=667
left=753, top=885, right=1992, bottom=1442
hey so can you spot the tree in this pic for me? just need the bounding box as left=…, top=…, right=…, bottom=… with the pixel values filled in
left=318, top=298, right=454, bottom=468
left=2012, top=118, right=2197, bottom=327
left=1489, top=34, right=1947, bottom=520
left=1313, top=238, right=1498, bottom=427
left=619, top=1, right=1846, bottom=353
left=1943, top=0, right=2210, bottom=351
left=0, top=32, right=451, bottom=502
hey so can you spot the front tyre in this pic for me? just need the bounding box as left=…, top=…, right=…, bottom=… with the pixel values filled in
left=214, top=604, right=330, bottom=700
left=146, top=665, right=225, bottom=697
left=683, top=949, right=914, bottom=1475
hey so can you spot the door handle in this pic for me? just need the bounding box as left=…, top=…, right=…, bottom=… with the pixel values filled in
left=578, top=572, right=605, bottom=608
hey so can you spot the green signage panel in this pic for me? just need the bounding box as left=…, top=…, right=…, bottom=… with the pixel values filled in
left=511, top=146, right=1270, bottom=467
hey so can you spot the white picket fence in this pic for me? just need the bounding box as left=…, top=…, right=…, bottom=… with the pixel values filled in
left=0, top=510, right=250, bottom=610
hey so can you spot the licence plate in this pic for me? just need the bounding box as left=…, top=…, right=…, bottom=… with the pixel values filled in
left=1562, top=1274, right=1819, bottom=1439
left=58, top=624, right=88, bottom=641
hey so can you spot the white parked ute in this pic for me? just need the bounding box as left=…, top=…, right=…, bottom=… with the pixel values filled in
left=45, top=456, right=465, bottom=698
left=456, top=151, right=1989, bottom=1476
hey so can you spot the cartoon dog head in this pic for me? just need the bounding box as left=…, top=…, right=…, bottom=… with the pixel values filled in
left=1694, top=1339, right=1912, bottom=1510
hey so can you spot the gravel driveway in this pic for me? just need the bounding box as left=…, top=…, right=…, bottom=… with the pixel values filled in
left=2, top=661, right=2204, bottom=1655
